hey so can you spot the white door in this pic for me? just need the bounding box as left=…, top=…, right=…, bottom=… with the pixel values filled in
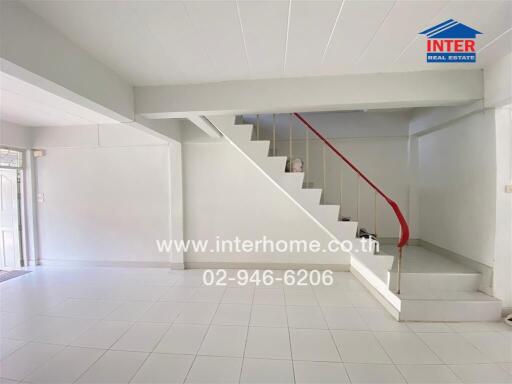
left=0, top=169, right=21, bottom=268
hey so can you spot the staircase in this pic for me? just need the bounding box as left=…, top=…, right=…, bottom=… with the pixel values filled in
left=208, top=114, right=502, bottom=322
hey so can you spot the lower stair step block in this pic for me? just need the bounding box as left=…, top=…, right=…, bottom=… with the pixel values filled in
left=400, top=297, right=502, bottom=322
left=388, top=271, right=481, bottom=293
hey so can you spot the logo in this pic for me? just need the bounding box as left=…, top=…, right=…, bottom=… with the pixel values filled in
left=419, top=19, right=482, bottom=63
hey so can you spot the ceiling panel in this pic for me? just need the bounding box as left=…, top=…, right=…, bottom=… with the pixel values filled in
left=284, top=0, right=342, bottom=76
left=322, top=0, right=395, bottom=73
left=18, top=0, right=512, bottom=85
left=355, top=0, right=448, bottom=72
left=237, top=0, right=289, bottom=78
left=394, top=0, right=502, bottom=72
left=23, top=0, right=176, bottom=85
left=479, top=28, right=512, bottom=66
left=128, top=1, right=217, bottom=85
left=183, top=0, right=249, bottom=81
left=475, top=0, right=512, bottom=51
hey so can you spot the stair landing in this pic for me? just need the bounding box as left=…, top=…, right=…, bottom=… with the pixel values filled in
left=351, top=245, right=502, bottom=322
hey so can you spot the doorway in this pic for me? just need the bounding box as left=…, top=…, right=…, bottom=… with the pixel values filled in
left=0, top=148, right=24, bottom=269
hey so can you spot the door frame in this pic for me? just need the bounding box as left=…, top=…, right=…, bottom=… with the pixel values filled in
left=0, top=147, right=25, bottom=268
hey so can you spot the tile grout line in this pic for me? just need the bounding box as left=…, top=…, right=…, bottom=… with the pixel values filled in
left=72, top=299, right=148, bottom=383
left=71, top=278, right=181, bottom=384
left=11, top=293, right=127, bottom=383
left=182, top=283, right=226, bottom=384
left=125, top=301, right=183, bottom=383
left=239, top=282, right=256, bottom=383
left=314, top=284, right=353, bottom=384
left=369, top=328, right=418, bottom=383
left=283, top=283, right=297, bottom=384
left=451, top=330, right=512, bottom=379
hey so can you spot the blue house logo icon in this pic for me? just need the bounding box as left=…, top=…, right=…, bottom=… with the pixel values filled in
left=419, top=20, right=482, bottom=63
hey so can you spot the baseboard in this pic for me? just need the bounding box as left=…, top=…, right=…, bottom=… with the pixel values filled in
left=378, top=238, right=420, bottom=246
left=184, top=261, right=350, bottom=271
left=171, top=262, right=185, bottom=270
left=38, top=259, right=178, bottom=269
left=418, top=239, right=493, bottom=294
left=36, top=259, right=347, bottom=271
left=350, top=264, right=400, bottom=320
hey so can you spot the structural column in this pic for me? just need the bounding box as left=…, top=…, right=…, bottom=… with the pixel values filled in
left=168, top=141, right=185, bottom=269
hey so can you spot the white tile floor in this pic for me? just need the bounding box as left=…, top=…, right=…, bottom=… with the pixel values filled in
left=0, top=267, right=511, bottom=383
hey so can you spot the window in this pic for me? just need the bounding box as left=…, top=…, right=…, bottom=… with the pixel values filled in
left=0, top=147, right=23, bottom=169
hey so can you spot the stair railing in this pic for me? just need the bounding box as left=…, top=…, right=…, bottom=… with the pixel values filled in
left=292, top=112, right=410, bottom=294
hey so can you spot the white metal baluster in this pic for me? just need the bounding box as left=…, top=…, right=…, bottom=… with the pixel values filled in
left=397, top=225, right=403, bottom=294
left=256, top=114, right=260, bottom=140
left=289, top=113, right=293, bottom=161
left=374, top=190, right=377, bottom=236
left=272, top=113, right=276, bottom=156
left=306, top=128, right=309, bottom=186
left=339, top=166, right=343, bottom=219
left=356, top=175, right=361, bottom=222
left=397, top=247, right=403, bottom=294
left=322, top=145, right=326, bottom=203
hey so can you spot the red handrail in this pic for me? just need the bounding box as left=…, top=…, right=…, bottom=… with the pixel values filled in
left=293, top=112, right=410, bottom=248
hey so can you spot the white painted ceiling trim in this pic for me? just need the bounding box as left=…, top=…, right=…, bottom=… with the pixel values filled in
left=0, top=70, right=119, bottom=127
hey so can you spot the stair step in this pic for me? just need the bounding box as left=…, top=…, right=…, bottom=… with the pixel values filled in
left=280, top=172, right=305, bottom=190
left=263, top=156, right=287, bottom=177
left=233, top=124, right=255, bottom=141
left=388, top=270, right=481, bottom=292
left=208, top=117, right=253, bottom=141
left=352, top=250, right=395, bottom=283
left=298, top=188, right=322, bottom=205
left=336, top=221, right=359, bottom=239
left=317, top=204, right=340, bottom=221
left=239, top=140, right=270, bottom=160
left=399, top=291, right=502, bottom=321
left=399, top=290, right=500, bottom=301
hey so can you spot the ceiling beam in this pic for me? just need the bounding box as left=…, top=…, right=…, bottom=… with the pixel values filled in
left=187, top=115, right=222, bottom=138
left=127, top=115, right=182, bottom=144
left=135, top=70, right=483, bottom=118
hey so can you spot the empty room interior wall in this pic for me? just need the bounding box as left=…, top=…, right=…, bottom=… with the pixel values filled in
left=484, top=52, right=512, bottom=307
left=416, top=110, right=497, bottom=268
left=493, top=104, right=512, bottom=308
left=31, top=124, right=173, bottom=266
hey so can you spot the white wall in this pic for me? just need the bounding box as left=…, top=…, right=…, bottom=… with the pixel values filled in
left=182, top=139, right=350, bottom=266
left=493, top=104, right=512, bottom=308
left=484, top=52, right=512, bottom=108
left=484, top=53, right=512, bottom=308
left=0, top=120, right=32, bottom=148
left=32, top=124, right=174, bottom=265
left=416, top=110, right=497, bottom=267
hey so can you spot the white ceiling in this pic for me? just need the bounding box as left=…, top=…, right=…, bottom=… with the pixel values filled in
left=0, top=72, right=119, bottom=127
left=22, top=0, right=512, bottom=87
